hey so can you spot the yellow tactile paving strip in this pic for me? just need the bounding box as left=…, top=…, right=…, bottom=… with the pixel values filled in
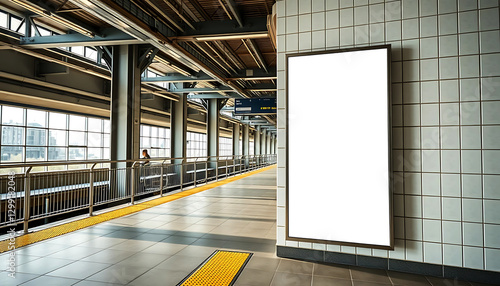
left=178, top=250, right=252, bottom=286
left=0, top=165, right=276, bottom=253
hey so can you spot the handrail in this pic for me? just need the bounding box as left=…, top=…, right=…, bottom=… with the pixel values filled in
left=0, top=155, right=271, bottom=170
left=0, top=154, right=277, bottom=234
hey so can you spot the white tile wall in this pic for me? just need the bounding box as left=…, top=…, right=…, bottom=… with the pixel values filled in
left=276, top=0, right=500, bottom=273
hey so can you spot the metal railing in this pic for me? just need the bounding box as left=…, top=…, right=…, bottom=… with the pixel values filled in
left=0, top=154, right=276, bottom=233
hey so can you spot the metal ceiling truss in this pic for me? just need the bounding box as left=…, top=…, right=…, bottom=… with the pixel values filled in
left=15, top=0, right=276, bottom=126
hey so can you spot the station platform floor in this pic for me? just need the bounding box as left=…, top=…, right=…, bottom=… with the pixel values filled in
left=0, top=167, right=494, bottom=286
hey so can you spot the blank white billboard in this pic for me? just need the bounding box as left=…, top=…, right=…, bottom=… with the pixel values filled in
left=287, top=46, right=392, bottom=248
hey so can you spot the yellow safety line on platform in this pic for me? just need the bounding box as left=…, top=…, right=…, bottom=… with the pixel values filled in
left=0, top=165, right=276, bottom=253
left=178, top=250, right=252, bottom=286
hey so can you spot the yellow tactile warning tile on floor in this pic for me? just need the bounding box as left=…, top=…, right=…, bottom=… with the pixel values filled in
left=178, top=250, right=252, bottom=286
left=0, top=165, right=276, bottom=253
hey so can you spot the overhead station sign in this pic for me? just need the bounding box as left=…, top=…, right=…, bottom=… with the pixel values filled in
left=234, top=98, right=276, bottom=115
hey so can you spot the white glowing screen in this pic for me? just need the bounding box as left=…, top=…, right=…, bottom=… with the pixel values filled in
left=287, top=47, right=391, bottom=247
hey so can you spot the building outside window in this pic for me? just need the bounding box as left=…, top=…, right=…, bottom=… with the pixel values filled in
left=0, top=105, right=110, bottom=173
left=140, top=124, right=171, bottom=158
left=219, top=137, right=232, bottom=157
left=187, top=132, right=207, bottom=159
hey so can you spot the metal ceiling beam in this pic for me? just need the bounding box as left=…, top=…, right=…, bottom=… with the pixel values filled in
left=142, top=72, right=214, bottom=83
left=187, top=93, right=241, bottom=99
left=227, top=68, right=276, bottom=81
left=8, top=0, right=98, bottom=37
left=225, top=0, right=243, bottom=27
left=172, top=17, right=268, bottom=41
left=19, top=28, right=142, bottom=48
left=170, top=86, right=233, bottom=93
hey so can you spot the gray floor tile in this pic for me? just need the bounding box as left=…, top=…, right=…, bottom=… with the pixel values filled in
left=154, top=255, right=204, bottom=272
left=352, top=280, right=392, bottom=286
left=46, top=261, right=111, bottom=279
left=0, top=272, right=39, bottom=286
left=235, top=268, right=275, bottom=286
left=15, top=243, right=71, bottom=257
left=426, top=276, right=474, bottom=286
left=351, top=267, right=391, bottom=284
left=18, top=275, right=80, bottom=286
left=388, top=271, right=433, bottom=285
left=141, top=242, right=187, bottom=256
left=276, top=259, right=314, bottom=275
left=47, top=246, right=102, bottom=260
left=174, top=245, right=218, bottom=258
left=73, top=280, right=123, bottom=286
left=313, top=263, right=351, bottom=279
left=85, top=264, right=150, bottom=284
left=81, top=249, right=136, bottom=264
left=127, top=268, right=189, bottom=286
left=312, top=276, right=352, bottom=286
left=16, top=257, right=75, bottom=275
left=245, top=256, right=281, bottom=272
left=270, top=272, right=312, bottom=286
left=115, top=252, right=169, bottom=268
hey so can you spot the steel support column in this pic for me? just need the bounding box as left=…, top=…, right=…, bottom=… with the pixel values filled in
left=110, top=45, right=141, bottom=197
left=171, top=92, right=188, bottom=163
left=207, top=98, right=220, bottom=170
left=255, top=125, right=261, bottom=158
left=242, top=122, right=249, bottom=166
left=232, top=123, right=240, bottom=156
left=261, top=128, right=267, bottom=155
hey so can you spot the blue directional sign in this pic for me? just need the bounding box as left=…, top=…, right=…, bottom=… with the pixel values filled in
left=234, top=98, right=277, bottom=115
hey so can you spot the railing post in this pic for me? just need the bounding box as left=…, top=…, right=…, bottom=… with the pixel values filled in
left=131, top=162, right=137, bottom=204
left=89, top=163, right=97, bottom=216
left=23, top=167, right=32, bottom=234
left=205, top=158, right=208, bottom=183
left=180, top=159, right=184, bottom=191
left=194, top=160, right=197, bottom=187
left=160, top=160, right=165, bottom=196
left=216, top=156, right=219, bottom=181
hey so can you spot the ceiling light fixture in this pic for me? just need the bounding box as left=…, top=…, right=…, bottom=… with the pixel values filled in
left=195, top=33, right=268, bottom=41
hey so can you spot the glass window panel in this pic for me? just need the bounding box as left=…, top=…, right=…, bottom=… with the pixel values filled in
left=150, top=149, right=158, bottom=157
left=69, top=131, right=86, bottom=146
left=1, top=146, right=23, bottom=162
left=151, top=137, right=158, bottom=147
left=103, top=134, right=110, bottom=147
left=158, top=149, right=165, bottom=157
left=2, top=106, right=24, bottom=125
left=141, top=137, right=150, bottom=148
left=71, top=46, right=84, bottom=56
left=85, top=47, right=97, bottom=61
left=151, top=126, right=158, bottom=137
left=26, top=147, right=46, bottom=161
left=103, top=148, right=110, bottom=159
left=49, top=112, right=67, bottom=129
left=69, top=147, right=85, bottom=160
left=103, top=120, right=110, bottom=133
left=17, top=22, right=25, bottom=35
left=142, top=125, right=150, bottom=136
left=26, top=128, right=46, bottom=146
left=1, top=126, right=24, bottom=145
left=49, top=130, right=67, bottom=146
left=38, top=27, right=51, bottom=36
left=158, top=128, right=165, bottom=138
left=88, top=132, right=102, bottom=147
left=10, top=16, right=21, bottom=31
left=48, top=147, right=66, bottom=160
left=69, top=115, right=86, bottom=131
left=87, top=118, right=102, bottom=132
left=158, top=138, right=165, bottom=148
left=88, top=147, right=102, bottom=159
left=0, top=11, right=7, bottom=28
left=27, top=109, right=47, bottom=127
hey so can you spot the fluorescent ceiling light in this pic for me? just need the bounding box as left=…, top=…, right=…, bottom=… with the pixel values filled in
left=195, top=33, right=268, bottom=41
